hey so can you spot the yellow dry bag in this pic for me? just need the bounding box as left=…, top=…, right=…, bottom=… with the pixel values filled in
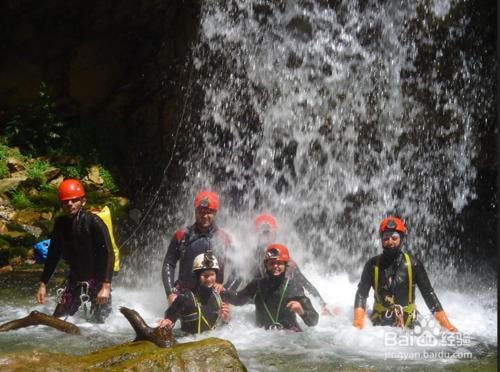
left=92, top=206, right=120, bottom=272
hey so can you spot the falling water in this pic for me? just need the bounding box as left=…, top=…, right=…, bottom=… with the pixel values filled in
left=182, top=0, right=483, bottom=279
left=0, top=1, right=495, bottom=370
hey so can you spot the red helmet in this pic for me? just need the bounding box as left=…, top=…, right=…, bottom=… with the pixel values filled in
left=254, top=214, right=278, bottom=232
left=58, top=179, right=85, bottom=201
left=194, top=191, right=219, bottom=211
left=379, top=217, right=407, bottom=235
left=264, top=243, right=290, bottom=262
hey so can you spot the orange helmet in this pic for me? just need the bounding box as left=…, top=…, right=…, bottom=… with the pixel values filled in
left=254, top=214, right=278, bottom=232
left=58, top=179, right=85, bottom=201
left=379, top=217, right=407, bottom=235
left=194, top=191, right=219, bottom=211
left=264, top=243, right=290, bottom=262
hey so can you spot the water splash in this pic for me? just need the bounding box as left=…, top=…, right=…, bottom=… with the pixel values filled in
left=176, top=0, right=481, bottom=284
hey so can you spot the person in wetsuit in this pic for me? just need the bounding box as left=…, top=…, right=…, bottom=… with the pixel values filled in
left=158, top=252, right=230, bottom=334
left=352, top=216, right=457, bottom=331
left=250, top=214, right=331, bottom=314
left=36, top=179, right=114, bottom=323
left=223, top=243, right=319, bottom=331
left=162, top=191, right=237, bottom=305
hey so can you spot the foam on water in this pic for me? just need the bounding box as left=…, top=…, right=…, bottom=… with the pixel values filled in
left=0, top=0, right=495, bottom=370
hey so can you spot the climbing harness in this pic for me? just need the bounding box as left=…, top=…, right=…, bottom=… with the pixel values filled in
left=181, top=290, right=222, bottom=335
left=371, top=252, right=416, bottom=328
left=257, top=279, right=289, bottom=329
left=385, top=304, right=405, bottom=328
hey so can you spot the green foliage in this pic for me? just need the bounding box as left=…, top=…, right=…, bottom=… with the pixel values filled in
left=0, top=160, right=8, bottom=179
left=9, top=190, right=32, bottom=209
left=0, top=142, right=24, bottom=179
left=4, top=82, right=67, bottom=157
left=0, top=143, right=24, bottom=161
left=26, top=159, right=50, bottom=184
left=30, top=188, right=60, bottom=211
left=104, top=198, right=127, bottom=222
left=62, top=165, right=82, bottom=180
left=85, top=190, right=107, bottom=206
left=99, top=165, right=119, bottom=192
left=8, top=246, right=29, bottom=259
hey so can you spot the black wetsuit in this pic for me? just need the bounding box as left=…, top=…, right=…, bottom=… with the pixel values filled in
left=224, top=271, right=319, bottom=331
left=251, top=244, right=326, bottom=307
left=164, top=285, right=223, bottom=334
left=162, top=223, right=237, bottom=295
left=354, top=249, right=443, bottom=327
left=41, top=210, right=115, bottom=322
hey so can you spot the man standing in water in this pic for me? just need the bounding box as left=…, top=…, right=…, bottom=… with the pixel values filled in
left=162, top=191, right=236, bottom=305
left=36, top=179, right=114, bottom=322
left=352, top=217, right=457, bottom=331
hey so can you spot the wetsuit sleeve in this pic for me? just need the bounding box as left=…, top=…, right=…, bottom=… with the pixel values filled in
left=164, top=293, right=189, bottom=324
left=223, top=280, right=258, bottom=306
left=40, top=221, right=63, bottom=284
left=91, top=214, right=115, bottom=283
left=413, top=257, right=443, bottom=313
left=354, top=258, right=374, bottom=309
left=297, top=296, right=319, bottom=326
left=291, top=265, right=326, bottom=307
left=162, top=235, right=180, bottom=296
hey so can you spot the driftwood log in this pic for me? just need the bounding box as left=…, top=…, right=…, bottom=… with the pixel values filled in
left=119, top=307, right=176, bottom=348
left=0, top=310, right=80, bottom=335
left=0, top=307, right=175, bottom=349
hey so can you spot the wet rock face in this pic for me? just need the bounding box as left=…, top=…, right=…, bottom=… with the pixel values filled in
left=0, top=0, right=203, bottom=198
left=0, top=338, right=247, bottom=371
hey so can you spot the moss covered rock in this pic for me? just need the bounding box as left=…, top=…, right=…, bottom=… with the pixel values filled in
left=0, top=338, right=246, bottom=371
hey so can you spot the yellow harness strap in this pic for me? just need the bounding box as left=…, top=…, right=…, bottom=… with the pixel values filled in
left=372, top=252, right=415, bottom=327
left=191, top=291, right=222, bottom=335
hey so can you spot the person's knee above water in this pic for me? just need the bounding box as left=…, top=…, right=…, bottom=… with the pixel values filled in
left=223, top=243, right=319, bottom=331
left=35, top=179, right=114, bottom=323
left=158, top=252, right=230, bottom=334
left=252, top=213, right=333, bottom=315
left=162, top=191, right=235, bottom=306
left=352, top=217, right=457, bottom=332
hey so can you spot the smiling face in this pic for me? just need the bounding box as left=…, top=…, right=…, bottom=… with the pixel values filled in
left=265, top=259, right=286, bottom=276
left=198, top=269, right=217, bottom=288
left=61, top=197, right=86, bottom=217
left=381, top=231, right=402, bottom=250
left=195, top=207, right=216, bottom=232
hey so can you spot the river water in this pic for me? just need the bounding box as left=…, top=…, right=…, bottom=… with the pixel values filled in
left=0, top=268, right=496, bottom=370
left=0, top=0, right=496, bottom=370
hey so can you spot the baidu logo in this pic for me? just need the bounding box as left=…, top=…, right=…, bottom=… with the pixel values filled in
left=384, top=316, right=470, bottom=348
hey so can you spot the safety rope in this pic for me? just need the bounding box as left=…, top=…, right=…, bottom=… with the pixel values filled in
left=119, top=60, right=196, bottom=250
left=258, top=279, right=289, bottom=327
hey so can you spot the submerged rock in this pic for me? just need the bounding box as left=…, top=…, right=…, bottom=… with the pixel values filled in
left=0, top=338, right=246, bottom=371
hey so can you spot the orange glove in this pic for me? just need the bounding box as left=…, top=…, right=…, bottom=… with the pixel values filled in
left=353, top=307, right=365, bottom=329
left=434, top=311, right=458, bottom=332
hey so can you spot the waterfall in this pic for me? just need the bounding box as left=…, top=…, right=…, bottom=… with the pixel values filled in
left=176, top=0, right=482, bottom=282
